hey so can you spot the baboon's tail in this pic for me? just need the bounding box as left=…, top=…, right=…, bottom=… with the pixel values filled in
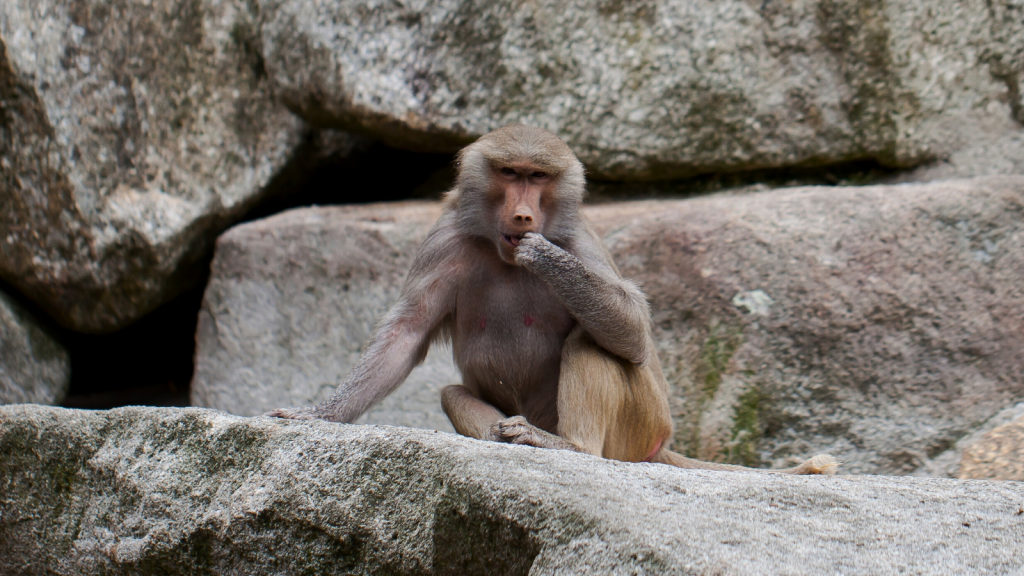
left=775, top=454, right=839, bottom=475
left=654, top=450, right=838, bottom=475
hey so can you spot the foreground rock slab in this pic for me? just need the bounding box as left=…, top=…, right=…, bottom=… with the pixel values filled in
left=0, top=0, right=304, bottom=332
left=260, top=0, right=1023, bottom=180
left=194, top=176, right=1024, bottom=476
left=2, top=405, right=1023, bottom=575
left=0, top=291, right=69, bottom=405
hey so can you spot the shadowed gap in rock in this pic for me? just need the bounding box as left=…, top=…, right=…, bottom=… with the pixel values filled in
left=586, top=158, right=901, bottom=202
left=240, top=138, right=457, bottom=222
left=59, top=284, right=205, bottom=409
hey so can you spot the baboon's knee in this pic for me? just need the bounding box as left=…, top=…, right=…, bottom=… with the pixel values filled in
left=440, top=384, right=471, bottom=408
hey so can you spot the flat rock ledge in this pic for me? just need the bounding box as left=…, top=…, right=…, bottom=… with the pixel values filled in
left=2, top=405, right=1024, bottom=575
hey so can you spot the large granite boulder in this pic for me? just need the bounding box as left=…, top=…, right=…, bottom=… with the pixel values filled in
left=588, top=175, right=1024, bottom=475
left=3, top=404, right=1024, bottom=575
left=0, top=0, right=311, bottom=333
left=193, top=176, right=1024, bottom=476
left=0, top=290, right=69, bottom=405
left=190, top=202, right=457, bottom=431
left=258, top=0, right=1024, bottom=181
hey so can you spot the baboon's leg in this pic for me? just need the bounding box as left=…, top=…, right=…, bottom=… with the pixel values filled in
left=442, top=385, right=583, bottom=451
left=440, top=384, right=506, bottom=441
left=440, top=385, right=580, bottom=452
left=494, top=327, right=668, bottom=461
left=560, top=327, right=676, bottom=462
left=489, top=328, right=615, bottom=456
left=552, top=328, right=624, bottom=457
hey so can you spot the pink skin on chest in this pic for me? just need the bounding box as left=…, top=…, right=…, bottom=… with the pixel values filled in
left=524, top=314, right=534, bottom=326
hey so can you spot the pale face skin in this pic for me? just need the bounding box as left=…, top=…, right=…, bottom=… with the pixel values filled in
left=490, top=163, right=555, bottom=265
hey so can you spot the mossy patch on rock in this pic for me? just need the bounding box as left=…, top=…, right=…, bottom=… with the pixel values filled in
left=696, top=320, right=744, bottom=399
left=729, top=387, right=763, bottom=468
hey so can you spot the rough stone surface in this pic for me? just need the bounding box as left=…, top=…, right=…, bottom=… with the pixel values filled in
left=960, top=416, right=1024, bottom=481
left=258, top=0, right=1024, bottom=181
left=0, top=291, right=69, bottom=405
left=584, top=176, right=1024, bottom=476
left=3, top=405, right=1024, bottom=575
left=914, top=402, right=1024, bottom=479
left=0, top=0, right=307, bottom=333
left=905, top=132, right=1024, bottom=184
left=193, top=176, right=1024, bottom=476
left=191, top=202, right=457, bottom=431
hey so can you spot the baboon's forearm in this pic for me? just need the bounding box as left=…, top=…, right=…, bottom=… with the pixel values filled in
left=517, top=236, right=651, bottom=364
left=314, top=309, right=429, bottom=422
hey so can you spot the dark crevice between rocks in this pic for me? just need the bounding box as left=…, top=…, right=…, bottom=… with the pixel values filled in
left=586, top=158, right=902, bottom=202
left=995, top=71, right=1024, bottom=125
left=239, top=135, right=457, bottom=223
left=0, top=272, right=211, bottom=412
left=57, top=284, right=205, bottom=410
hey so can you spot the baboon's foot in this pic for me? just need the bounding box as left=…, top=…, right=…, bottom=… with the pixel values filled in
left=492, top=416, right=581, bottom=452
left=492, top=416, right=542, bottom=446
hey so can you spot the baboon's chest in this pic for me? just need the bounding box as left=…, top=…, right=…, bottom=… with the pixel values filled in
left=452, top=270, right=575, bottom=384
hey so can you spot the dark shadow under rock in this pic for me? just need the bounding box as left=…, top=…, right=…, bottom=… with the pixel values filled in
left=59, top=286, right=203, bottom=410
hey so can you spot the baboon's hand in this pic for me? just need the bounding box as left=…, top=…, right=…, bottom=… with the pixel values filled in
left=514, top=232, right=560, bottom=269
left=264, top=406, right=319, bottom=420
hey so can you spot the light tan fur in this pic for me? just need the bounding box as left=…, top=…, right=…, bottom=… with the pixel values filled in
left=268, top=125, right=837, bottom=476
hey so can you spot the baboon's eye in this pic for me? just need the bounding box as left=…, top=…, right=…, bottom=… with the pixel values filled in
left=500, top=167, right=517, bottom=176
left=532, top=171, right=548, bottom=179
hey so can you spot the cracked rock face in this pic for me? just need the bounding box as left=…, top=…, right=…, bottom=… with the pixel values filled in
left=0, top=0, right=304, bottom=333
left=193, top=176, right=1024, bottom=476
left=3, top=404, right=1024, bottom=575
left=259, top=0, right=1023, bottom=181
left=0, top=290, right=69, bottom=405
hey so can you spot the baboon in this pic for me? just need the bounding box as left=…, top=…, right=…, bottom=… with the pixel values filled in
left=268, top=125, right=837, bottom=475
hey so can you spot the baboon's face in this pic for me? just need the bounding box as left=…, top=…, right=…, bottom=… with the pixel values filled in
left=488, top=162, right=556, bottom=264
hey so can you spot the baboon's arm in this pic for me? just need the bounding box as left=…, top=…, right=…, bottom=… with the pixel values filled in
left=267, top=220, right=462, bottom=423
left=514, top=232, right=652, bottom=365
